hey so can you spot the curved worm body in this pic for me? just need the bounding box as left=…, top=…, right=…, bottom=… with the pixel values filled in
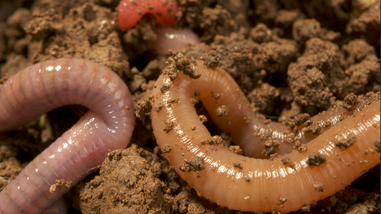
left=153, top=27, right=201, bottom=55
left=117, top=0, right=177, bottom=31
left=0, top=58, right=135, bottom=213
left=150, top=60, right=380, bottom=212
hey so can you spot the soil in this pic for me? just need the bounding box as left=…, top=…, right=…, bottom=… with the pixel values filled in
left=0, top=0, right=380, bottom=213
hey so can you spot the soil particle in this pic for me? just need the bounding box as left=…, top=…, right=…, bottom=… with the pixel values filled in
left=194, top=90, right=201, bottom=97
left=307, top=152, right=326, bottom=167
left=211, top=91, right=220, bottom=100
left=161, top=144, right=172, bottom=154
left=279, top=197, right=287, bottom=205
left=155, top=102, right=163, bottom=112
left=342, top=55, right=380, bottom=96
left=292, top=19, right=321, bottom=44
left=247, top=83, right=280, bottom=114
left=160, top=82, right=171, bottom=93
left=301, top=204, right=311, bottom=212
left=198, top=115, right=207, bottom=123
left=341, top=39, right=377, bottom=67
left=201, top=136, right=223, bottom=146
left=215, top=105, right=228, bottom=117
left=73, top=145, right=174, bottom=214
left=233, top=162, right=243, bottom=169
left=287, top=38, right=342, bottom=110
left=374, top=141, right=380, bottom=152
left=346, top=1, right=380, bottom=49
left=304, top=123, right=322, bottom=135
left=334, top=134, right=358, bottom=150
left=295, top=141, right=308, bottom=153
left=314, top=182, right=325, bottom=192
left=135, top=98, right=152, bottom=122
left=0, top=157, right=22, bottom=192
left=250, top=23, right=274, bottom=44
left=49, top=179, right=72, bottom=193
left=342, top=93, right=358, bottom=111
left=203, top=50, right=220, bottom=69
left=293, top=113, right=310, bottom=126
left=163, top=119, right=174, bottom=133
left=262, top=139, right=279, bottom=157
left=190, top=97, right=199, bottom=105
left=229, top=145, right=243, bottom=155
left=179, top=156, right=205, bottom=173
left=281, top=157, right=295, bottom=168
left=166, top=51, right=200, bottom=79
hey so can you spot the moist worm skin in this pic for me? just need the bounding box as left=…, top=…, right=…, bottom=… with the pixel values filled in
left=0, top=58, right=135, bottom=214
left=150, top=60, right=380, bottom=212
left=153, top=27, right=201, bottom=55
left=117, top=0, right=177, bottom=31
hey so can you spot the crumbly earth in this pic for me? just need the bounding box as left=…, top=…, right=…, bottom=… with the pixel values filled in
left=0, top=0, right=380, bottom=213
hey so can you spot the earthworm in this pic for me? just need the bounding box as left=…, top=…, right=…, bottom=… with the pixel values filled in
left=150, top=59, right=380, bottom=212
left=117, top=0, right=177, bottom=31
left=0, top=58, right=135, bottom=213
left=41, top=197, right=68, bottom=214
left=116, top=1, right=201, bottom=55
left=153, top=27, right=201, bottom=55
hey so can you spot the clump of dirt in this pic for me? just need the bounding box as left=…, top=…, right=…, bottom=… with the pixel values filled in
left=0, top=0, right=379, bottom=214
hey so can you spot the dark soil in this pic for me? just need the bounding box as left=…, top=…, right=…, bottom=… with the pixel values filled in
left=0, top=0, right=380, bottom=213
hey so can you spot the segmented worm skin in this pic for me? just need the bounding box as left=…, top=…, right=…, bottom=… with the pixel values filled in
left=0, top=58, right=135, bottom=213
left=150, top=60, right=380, bottom=212
left=153, top=27, right=201, bottom=55
left=117, top=0, right=177, bottom=31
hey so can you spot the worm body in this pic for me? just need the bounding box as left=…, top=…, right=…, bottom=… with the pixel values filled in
left=0, top=58, right=135, bottom=213
left=117, top=0, right=177, bottom=31
left=153, top=27, right=201, bottom=55
left=150, top=60, right=380, bottom=212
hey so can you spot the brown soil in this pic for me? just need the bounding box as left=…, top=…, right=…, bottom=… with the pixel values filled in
left=0, top=0, right=380, bottom=213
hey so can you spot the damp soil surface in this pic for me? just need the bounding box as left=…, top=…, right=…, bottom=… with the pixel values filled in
left=0, top=0, right=380, bottom=213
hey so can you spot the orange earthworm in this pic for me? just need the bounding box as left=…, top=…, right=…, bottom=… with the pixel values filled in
left=150, top=57, right=380, bottom=212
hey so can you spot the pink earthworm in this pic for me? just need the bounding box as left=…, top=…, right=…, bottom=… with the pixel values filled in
left=153, top=27, right=201, bottom=55
left=0, top=58, right=135, bottom=213
left=117, top=0, right=177, bottom=31
left=150, top=59, right=380, bottom=212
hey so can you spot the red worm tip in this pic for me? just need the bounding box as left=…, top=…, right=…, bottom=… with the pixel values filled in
left=117, top=0, right=178, bottom=31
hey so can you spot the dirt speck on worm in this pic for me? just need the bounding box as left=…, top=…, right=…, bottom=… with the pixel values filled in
left=313, top=182, right=325, bottom=192
left=233, top=162, right=243, bottom=169
left=160, top=82, right=171, bottom=93
left=230, top=145, right=243, bottom=155
left=199, top=115, right=208, bottom=123
left=334, top=133, right=358, bottom=150
left=262, top=139, right=279, bottom=157
left=49, top=179, right=72, bottom=193
left=155, top=103, right=163, bottom=112
left=215, top=105, right=228, bottom=117
left=374, top=141, right=380, bottom=152
left=279, top=198, right=288, bottom=205
left=307, top=152, right=326, bottom=167
left=281, top=157, right=295, bottom=168
left=179, top=156, right=205, bottom=172
left=163, top=119, right=174, bottom=133
left=201, top=136, right=223, bottom=145
left=161, top=144, right=172, bottom=153
left=0, top=77, right=8, bottom=85
left=304, top=123, right=322, bottom=135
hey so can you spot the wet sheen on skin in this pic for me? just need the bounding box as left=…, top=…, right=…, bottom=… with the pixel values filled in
left=150, top=59, right=380, bottom=213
